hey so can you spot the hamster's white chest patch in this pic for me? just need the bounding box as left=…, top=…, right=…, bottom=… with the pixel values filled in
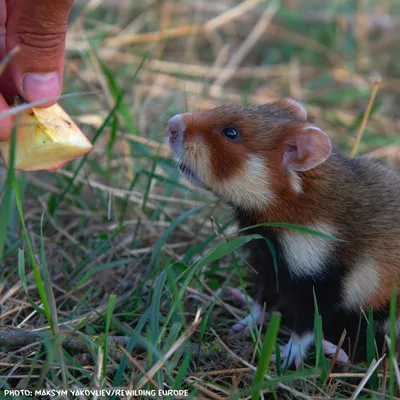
left=278, top=222, right=338, bottom=278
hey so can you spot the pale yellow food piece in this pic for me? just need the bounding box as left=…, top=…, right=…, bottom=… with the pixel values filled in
left=0, top=103, right=93, bottom=172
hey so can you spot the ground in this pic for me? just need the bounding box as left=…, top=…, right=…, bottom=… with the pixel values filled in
left=1, top=0, right=400, bottom=399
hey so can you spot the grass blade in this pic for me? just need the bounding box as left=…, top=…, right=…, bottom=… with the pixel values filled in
left=149, top=270, right=167, bottom=387
left=389, top=284, right=397, bottom=399
left=252, top=312, right=281, bottom=400
left=39, top=213, right=59, bottom=334
left=366, top=306, right=378, bottom=389
left=111, top=308, right=151, bottom=398
left=103, top=294, right=117, bottom=377
left=17, top=249, right=27, bottom=293
left=13, top=175, right=52, bottom=329
left=238, top=222, right=343, bottom=241
left=313, top=289, right=328, bottom=380
left=148, top=203, right=211, bottom=271
left=0, top=122, right=17, bottom=262
left=99, top=59, right=136, bottom=136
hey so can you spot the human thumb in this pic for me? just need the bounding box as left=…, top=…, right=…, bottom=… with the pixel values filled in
left=6, top=0, right=74, bottom=106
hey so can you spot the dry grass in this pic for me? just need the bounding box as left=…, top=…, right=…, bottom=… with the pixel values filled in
left=1, top=0, right=400, bottom=398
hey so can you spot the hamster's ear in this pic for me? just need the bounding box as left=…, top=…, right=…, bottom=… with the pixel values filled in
left=278, top=98, right=308, bottom=120
left=282, top=126, right=332, bottom=171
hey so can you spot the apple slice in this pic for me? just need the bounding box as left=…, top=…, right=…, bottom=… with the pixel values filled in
left=0, top=103, right=93, bottom=172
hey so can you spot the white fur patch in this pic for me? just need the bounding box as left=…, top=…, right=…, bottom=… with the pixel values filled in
left=217, top=154, right=273, bottom=209
left=278, top=222, right=337, bottom=278
left=288, top=168, right=303, bottom=194
left=342, top=255, right=380, bottom=312
left=184, top=138, right=212, bottom=183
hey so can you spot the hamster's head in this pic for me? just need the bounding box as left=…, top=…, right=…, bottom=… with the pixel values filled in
left=168, top=99, right=332, bottom=210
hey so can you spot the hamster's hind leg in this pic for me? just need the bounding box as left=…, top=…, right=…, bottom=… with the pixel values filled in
left=270, top=334, right=349, bottom=370
left=270, top=332, right=314, bottom=370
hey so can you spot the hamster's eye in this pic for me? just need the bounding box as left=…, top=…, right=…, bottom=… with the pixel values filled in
left=221, top=126, right=239, bottom=141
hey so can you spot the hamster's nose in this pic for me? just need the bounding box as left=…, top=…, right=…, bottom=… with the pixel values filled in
left=168, top=114, right=185, bottom=140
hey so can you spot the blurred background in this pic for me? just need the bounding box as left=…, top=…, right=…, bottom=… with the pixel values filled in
left=1, top=0, right=400, bottom=396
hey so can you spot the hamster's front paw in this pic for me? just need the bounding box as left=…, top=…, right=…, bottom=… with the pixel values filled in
left=223, top=286, right=268, bottom=337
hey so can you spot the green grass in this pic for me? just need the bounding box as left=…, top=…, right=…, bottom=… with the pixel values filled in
left=1, top=0, right=400, bottom=399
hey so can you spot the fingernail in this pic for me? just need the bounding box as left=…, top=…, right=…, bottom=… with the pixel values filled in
left=22, top=72, right=60, bottom=103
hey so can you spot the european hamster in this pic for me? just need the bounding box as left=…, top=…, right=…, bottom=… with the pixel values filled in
left=167, top=99, right=400, bottom=368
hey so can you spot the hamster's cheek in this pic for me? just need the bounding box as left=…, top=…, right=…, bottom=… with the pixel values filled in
left=183, top=136, right=214, bottom=185
left=212, top=153, right=274, bottom=209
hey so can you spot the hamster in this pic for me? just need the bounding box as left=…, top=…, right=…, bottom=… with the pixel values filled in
left=167, top=98, right=400, bottom=369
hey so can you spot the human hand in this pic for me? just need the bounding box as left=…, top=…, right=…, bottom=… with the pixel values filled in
left=0, top=0, right=74, bottom=140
